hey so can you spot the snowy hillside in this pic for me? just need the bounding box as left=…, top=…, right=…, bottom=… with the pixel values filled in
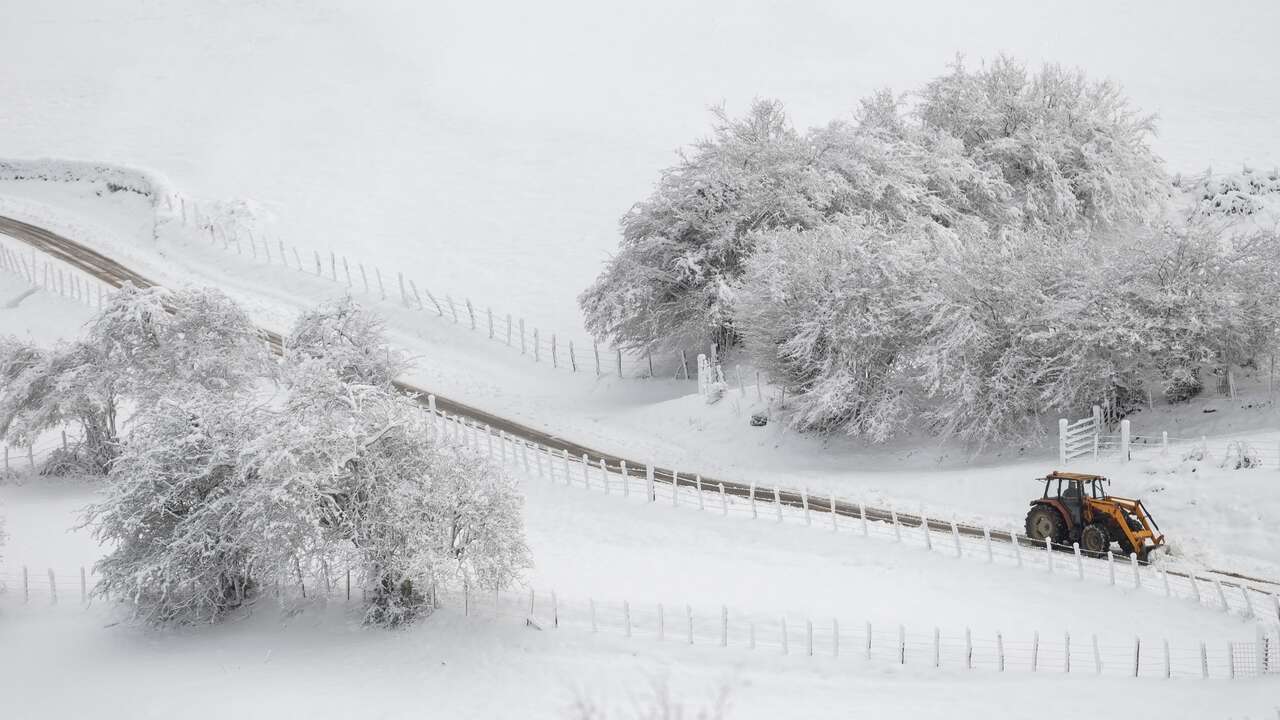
left=3, top=3, right=1280, bottom=718
left=2, top=0, right=1280, bottom=337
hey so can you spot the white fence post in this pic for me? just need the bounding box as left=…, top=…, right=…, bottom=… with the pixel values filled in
left=965, top=627, right=972, bottom=669
left=899, top=625, right=906, bottom=665
left=1074, top=543, right=1084, bottom=580
left=1058, top=418, right=1068, bottom=463
left=48, top=569, right=57, bottom=605
left=1214, top=580, right=1229, bottom=613
left=1130, top=553, right=1140, bottom=589
left=1120, top=419, right=1131, bottom=462
left=801, top=487, right=811, bottom=525
left=718, top=483, right=728, bottom=516
left=657, top=603, right=665, bottom=641
left=933, top=627, right=941, bottom=668
left=833, top=619, right=840, bottom=658
left=806, top=619, right=814, bottom=656
left=773, top=487, right=782, bottom=523
left=996, top=632, right=1004, bottom=671
left=920, top=510, right=932, bottom=550
left=1045, top=536, right=1053, bottom=573
left=950, top=519, right=961, bottom=558
left=1011, top=529, right=1022, bottom=567
left=1032, top=631, right=1039, bottom=672
left=859, top=503, right=868, bottom=536
left=1092, top=634, right=1102, bottom=675
left=623, top=601, right=631, bottom=637
left=983, top=527, right=993, bottom=563
left=1107, top=551, right=1116, bottom=585
left=645, top=464, right=655, bottom=502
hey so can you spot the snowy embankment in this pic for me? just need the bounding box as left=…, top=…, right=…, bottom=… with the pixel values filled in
left=2, top=162, right=1279, bottom=582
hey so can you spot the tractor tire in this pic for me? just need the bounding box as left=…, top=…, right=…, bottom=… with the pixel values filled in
left=1079, top=523, right=1110, bottom=557
left=1025, top=506, right=1067, bottom=544
left=1116, top=532, right=1139, bottom=561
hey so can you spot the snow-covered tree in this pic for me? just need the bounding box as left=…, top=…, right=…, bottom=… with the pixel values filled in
left=735, top=218, right=934, bottom=440
left=0, top=283, right=270, bottom=474
left=284, top=296, right=406, bottom=388
left=916, top=55, right=1168, bottom=232
left=85, top=393, right=263, bottom=624
left=580, top=100, right=843, bottom=353
left=87, top=296, right=529, bottom=626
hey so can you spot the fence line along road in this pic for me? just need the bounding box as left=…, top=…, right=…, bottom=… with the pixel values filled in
left=1, top=213, right=1277, bottom=596
left=5, top=562, right=1276, bottom=681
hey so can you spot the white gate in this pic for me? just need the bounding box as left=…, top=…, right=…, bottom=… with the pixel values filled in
left=1058, top=406, right=1101, bottom=464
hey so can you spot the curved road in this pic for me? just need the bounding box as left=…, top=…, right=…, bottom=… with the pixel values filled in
left=1, top=213, right=1276, bottom=594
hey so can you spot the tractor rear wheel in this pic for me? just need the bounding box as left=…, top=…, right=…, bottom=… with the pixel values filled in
left=1080, top=523, right=1110, bottom=557
left=1025, top=506, right=1066, bottom=544
left=1116, top=532, right=1140, bottom=561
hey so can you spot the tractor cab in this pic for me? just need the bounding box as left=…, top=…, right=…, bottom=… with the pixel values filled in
left=1025, top=471, right=1165, bottom=561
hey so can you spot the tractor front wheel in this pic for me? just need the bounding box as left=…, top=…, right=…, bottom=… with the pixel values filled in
left=1025, top=506, right=1066, bottom=544
left=1080, top=523, right=1110, bottom=557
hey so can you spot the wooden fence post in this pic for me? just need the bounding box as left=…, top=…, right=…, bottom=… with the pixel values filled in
left=593, top=341, right=601, bottom=376
left=375, top=268, right=386, bottom=299
left=806, top=619, right=814, bottom=656
left=899, top=625, right=906, bottom=665
left=617, top=349, right=623, bottom=378
left=1065, top=632, right=1071, bottom=673
left=1032, top=631, right=1039, bottom=672
left=580, top=453, right=589, bottom=488
left=721, top=606, right=728, bottom=647
left=519, top=319, right=526, bottom=354
left=48, top=569, right=57, bottom=605
left=920, top=510, right=932, bottom=550
left=343, top=257, right=351, bottom=286
left=487, top=308, right=494, bottom=339
left=551, top=334, right=557, bottom=368
left=860, top=502, right=868, bottom=536
left=80, top=566, right=86, bottom=604
left=984, top=527, right=993, bottom=562
left=782, top=617, right=789, bottom=655
left=506, top=314, right=513, bottom=345
left=658, top=603, right=665, bottom=641
left=891, top=509, right=901, bottom=542
left=801, top=487, right=811, bottom=525
left=22, top=566, right=28, bottom=603
left=466, top=300, right=476, bottom=330
left=359, top=263, right=369, bottom=293
left=623, top=601, right=631, bottom=637
left=996, top=632, right=1004, bottom=671
left=965, top=627, right=972, bottom=669
left=950, top=519, right=961, bottom=557
left=1214, top=579, right=1229, bottom=613
left=569, top=341, right=577, bottom=372
left=749, top=483, right=757, bottom=519
left=831, top=496, right=839, bottom=532
left=1108, top=552, right=1116, bottom=585
left=1092, top=634, right=1102, bottom=675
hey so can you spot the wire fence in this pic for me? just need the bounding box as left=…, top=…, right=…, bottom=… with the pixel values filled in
left=1, top=561, right=1275, bottom=682
left=416, top=403, right=1280, bottom=631
left=156, top=195, right=699, bottom=381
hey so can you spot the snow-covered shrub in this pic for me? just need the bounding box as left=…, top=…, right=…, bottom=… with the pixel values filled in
left=1220, top=441, right=1262, bottom=470
left=579, top=99, right=843, bottom=353
left=0, top=283, right=270, bottom=475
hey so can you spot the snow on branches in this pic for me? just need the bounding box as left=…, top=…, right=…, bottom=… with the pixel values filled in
left=83, top=294, right=529, bottom=626
left=0, top=283, right=270, bottom=474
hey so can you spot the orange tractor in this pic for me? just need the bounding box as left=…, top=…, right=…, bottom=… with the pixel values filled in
left=1024, top=471, right=1165, bottom=561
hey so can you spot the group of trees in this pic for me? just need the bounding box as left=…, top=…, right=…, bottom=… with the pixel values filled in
left=583, top=56, right=1280, bottom=444
left=1, top=287, right=528, bottom=625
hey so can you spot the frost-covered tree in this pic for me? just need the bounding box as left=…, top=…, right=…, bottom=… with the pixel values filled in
left=916, top=55, right=1168, bottom=231
left=85, top=394, right=262, bottom=624
left=283, top=296, right=406, bottom=387
left=0, top=283, right=269, bottom=474
left=580, top=100, right=842, bottom=353
left=87, top=296, right=529, bottom=626
left=735, top=218, right=934, bottom=440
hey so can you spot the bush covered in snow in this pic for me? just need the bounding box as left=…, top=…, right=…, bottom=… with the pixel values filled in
left=84, top=296, right=529, bottom=626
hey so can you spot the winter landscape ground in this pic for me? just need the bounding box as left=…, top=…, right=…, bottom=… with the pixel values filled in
left=3, top=2, right=1280, bottom=719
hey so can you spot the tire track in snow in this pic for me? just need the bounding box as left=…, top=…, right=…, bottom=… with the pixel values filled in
left=2, top=213, right=1277, bottom=597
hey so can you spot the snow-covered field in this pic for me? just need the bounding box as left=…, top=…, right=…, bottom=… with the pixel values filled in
left=3, top=174, right=1279, bottom=582
left=3, top=2, right=1280, bottom=716
left=1, top=237, right=1278, bottom=719
left=2, top=0, right=1280, bottom=337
